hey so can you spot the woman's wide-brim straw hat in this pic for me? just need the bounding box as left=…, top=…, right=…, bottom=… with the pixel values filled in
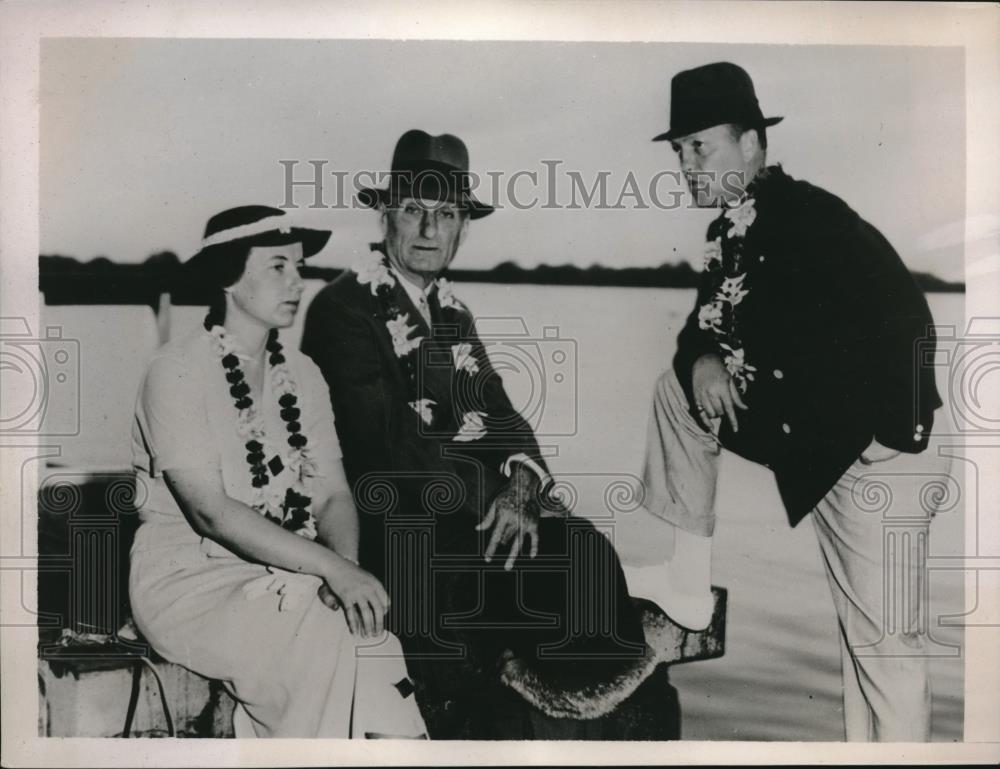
left=185, top=205, right=332, bottom=280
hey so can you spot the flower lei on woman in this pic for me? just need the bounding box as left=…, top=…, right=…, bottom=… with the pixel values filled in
left=696, top=173, right=769, bottom=393
left=352, top=243, right=480, bottom=435
left=203, top=314, right=318, bottom=540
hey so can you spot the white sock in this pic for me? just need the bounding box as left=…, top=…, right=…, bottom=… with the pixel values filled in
left=672, top=526, right=712, bottom=600
left=621, top=514, right=713, bottom=631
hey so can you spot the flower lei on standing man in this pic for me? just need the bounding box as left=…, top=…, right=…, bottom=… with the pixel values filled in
left=352, top=243, right=487, bottom=442
left=696, top=174, right=768, bottom=393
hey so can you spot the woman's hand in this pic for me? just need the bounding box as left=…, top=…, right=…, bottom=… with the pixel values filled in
left=317, top=581, right=340, bottom=610
left=692, top=353, right=747, bottom=432
left=322, top=555, right=390, bottom=639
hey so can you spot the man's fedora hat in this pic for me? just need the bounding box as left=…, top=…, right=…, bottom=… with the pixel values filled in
left=357, top=129, right=494, bottom=219
left=186, top=205, right=331, bottom=278
left=653, top=62, right=783, bottom=143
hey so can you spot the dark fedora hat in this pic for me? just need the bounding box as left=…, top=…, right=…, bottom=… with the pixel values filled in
left=357, top=129, right=494, bottom=220
left=186, top=205, right=331, bottom=279
left=653, top=62, right=783, bottom=142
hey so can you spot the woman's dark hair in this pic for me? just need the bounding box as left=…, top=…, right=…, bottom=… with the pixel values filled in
left=202, top=242, right=253, bottom=329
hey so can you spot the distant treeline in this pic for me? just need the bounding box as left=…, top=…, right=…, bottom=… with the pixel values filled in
left=39, top=252, right=965, bottom=306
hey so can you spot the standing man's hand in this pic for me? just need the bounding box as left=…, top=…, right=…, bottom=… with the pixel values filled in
left=860, top=438, right=901, bottom=465
left=692, top=353, right=748, bottom=432
left=476, top=465, right=540, bottom=570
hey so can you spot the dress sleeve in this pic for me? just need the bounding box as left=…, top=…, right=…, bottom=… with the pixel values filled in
left=300, top=294, right=394, bottom=491
left=137, top=352, right=218, bottom=476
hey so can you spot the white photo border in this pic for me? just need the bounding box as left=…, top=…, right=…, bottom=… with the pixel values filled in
left=2, top=1, right=998, bottom=765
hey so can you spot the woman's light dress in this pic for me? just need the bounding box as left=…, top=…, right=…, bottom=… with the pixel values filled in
left=129, top=328, right=425, bottom=737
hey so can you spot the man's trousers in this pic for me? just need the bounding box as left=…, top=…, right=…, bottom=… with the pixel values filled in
left=642, top=369, right=952, bottom=741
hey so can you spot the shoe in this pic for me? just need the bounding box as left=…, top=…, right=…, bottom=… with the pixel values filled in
left=623, top=562, right=713, bottom=631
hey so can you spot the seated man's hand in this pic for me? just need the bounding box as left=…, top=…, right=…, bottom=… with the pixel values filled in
left=476, top=464, right=541, bottom=570
left=692, top=352, right=748, bottom=433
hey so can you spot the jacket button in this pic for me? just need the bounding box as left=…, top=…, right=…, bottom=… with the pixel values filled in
left=915, top=423, right=924, bottom=433
left=913, top=432, right=922, bottom=442
left=759, top=255, right=766, bottom=263
left=781, top=423, right=791, bottom=434
left=773, top=369, right=784, bottom=379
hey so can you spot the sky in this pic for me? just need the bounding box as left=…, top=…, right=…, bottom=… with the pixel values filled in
left=40, top=38, right=966, bottom=280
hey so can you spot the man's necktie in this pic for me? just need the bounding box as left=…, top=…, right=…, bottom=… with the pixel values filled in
left=426, top=286, right=444, bottom=327
left=416, top=291, right=432, bottom=327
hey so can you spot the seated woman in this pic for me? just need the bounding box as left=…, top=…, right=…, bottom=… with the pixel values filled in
left=129, top=205, right=426, bottom=738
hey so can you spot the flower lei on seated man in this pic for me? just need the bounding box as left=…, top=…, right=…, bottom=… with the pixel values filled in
left=352, top=245, right=488, bottom=442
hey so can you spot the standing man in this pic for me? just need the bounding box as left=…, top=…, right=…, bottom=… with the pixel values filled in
left=301, top=130, right=645, bottom=738
left=633, top=62, right=947, bottom=740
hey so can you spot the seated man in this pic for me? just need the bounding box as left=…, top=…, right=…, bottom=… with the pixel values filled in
left=301, top=130, right=646, bottom=738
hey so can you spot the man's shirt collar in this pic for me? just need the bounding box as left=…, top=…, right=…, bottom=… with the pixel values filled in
left=389, top=266, right=434, bottom=325
left=389, top=267, right=432, bottom=301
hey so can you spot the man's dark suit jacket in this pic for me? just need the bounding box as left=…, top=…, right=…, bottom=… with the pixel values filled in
left=300, top=252, right=548, bottom=580
left=673, top=165, right=942, bottom=524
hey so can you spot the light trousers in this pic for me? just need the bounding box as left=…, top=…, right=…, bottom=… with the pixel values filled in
left=642, top=369, right=952, bottom=741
